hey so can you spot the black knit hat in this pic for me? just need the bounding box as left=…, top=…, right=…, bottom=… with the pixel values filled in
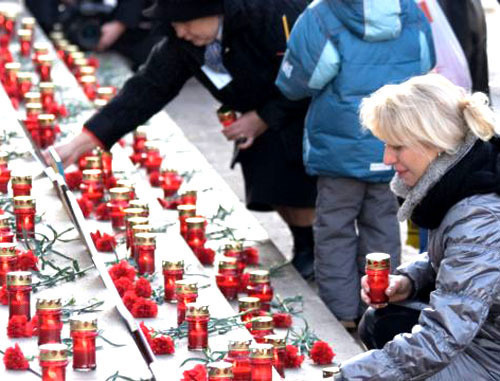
left=144, top=0, right=224, bottom=22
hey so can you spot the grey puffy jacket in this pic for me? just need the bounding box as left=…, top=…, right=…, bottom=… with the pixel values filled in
left=341, top=193, right=500, bottom=380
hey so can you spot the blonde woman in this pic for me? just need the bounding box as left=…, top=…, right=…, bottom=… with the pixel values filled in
left=338, top=74, right=500, bottom=379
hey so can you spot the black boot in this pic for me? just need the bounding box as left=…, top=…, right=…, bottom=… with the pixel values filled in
left=289, top=225, right=315, bottom=280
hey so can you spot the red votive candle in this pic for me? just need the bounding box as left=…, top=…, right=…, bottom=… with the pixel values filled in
left=250, top=344, right=273, bottom=381
left=133, top=126, right=148, bottom=153
left=25, top=91, right=41, bottom=104
left=70, top=315, right=97, bottom=371
left=130, top=223, right=151, bottom=260
left=163, top=259, right=184, bottom=302
left=0, top=243, right=17, bottom=286
left=238, top=297, right=260, bottom=323
left=126, top=216, right=148, bottom=251
left=108, top=187, right=131, bottom=231
left=217, top=106, right=237, bottom=127
left=17, top=29, right=32, bottom=57
left=80, top=169, right=104, bottom=205
left=180, top=190, right=197, bottom=206
left=37, top=55, right=52, bottom=82
left=0, top=215, right=14, bottom=243
left=13, top=196, right=36, bottom=239
left=247, top=270, right=273, bottom=311
left=7, top=271, right=32, bottom=320
left=80, top=75, right=97, bottom=100
left=76, top=65, right=95, bottom=82
left=185, top=217, right=206, bottom=260
left=25, top=102, right=42, bottom=145
left=144, top=143, right=163, bottom=174
left=4, top=62, right=20, bottom=89
left=21, top=17, right=36, bottom=31
left=175, top=280, right=198, bottom=325
left=98, top=149, right=113, bottom=180
left=186, top=302, right=210, bottom=351
left=72, top=57, right=89, bottom=76
left=177, top=204, right=196, bottom=239
left=250, top=317, right=274, bottom=344
left=115, top=179, right=136, bottom=200
left=216, top=256, right=239, bottom=300
left=124, top=208, right=147, bottom=242
left=16, top=71, right=33, bottom=100
left=134, top=232, right=156, bottom=274
left=39, top=82, right=55, bottom=111
left=39, top=343, right=69, bottom=381
left=365, top=252, right=391, bottom=304
left=37, top=297, right=63, bottom=345
left=38, top=113, right=57, bottom=148
left=83, top=155, right=102, bottom=170
left=68, top=51, right=85, bottom=69
left=11, top=174, right=32, bottom=197
left=224, top=242, right=246, bottom=275
left=96, top=86, right=116, bottom=101
left=32, top=42, right=49, bottom=64
left=3, top=12, right=16, bottom=36
left=225, top=340, right=251, bottom=381
left=161, top=168, right=182, bottom=197
left=207, top=361, right=233, bottom=381
left=0, top=151, right=11, bottom=194
left=263, top=334, right=286, bottom=378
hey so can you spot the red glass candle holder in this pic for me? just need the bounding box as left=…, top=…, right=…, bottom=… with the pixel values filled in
left=130, top=223, right=151, bottom=260
left=37, top=297, right=63, bottom=345
left=37, top=55, right=52, bottom=81
left=108, top=187, right=131, bottom=231
left=96, top=86, right=116, bottom=101
left=80, top=75, right=97, bottom=100
left=39, top=343, right=69, bottom=381
left=99, top=150, right=113, bottom=180
left=144, top=144, right=163, bottom=174
left=126, top=216, right=149, bottom=252
left=70, top=315, right=97, bottom=371
left=249, top=344, right=273, bottom=381
left=225, top=340, right=251, bottom=381
left=39, top=82, right=56, bottom=111
left=207, top=361, right=233, bottom=381
left=13, top=196, right=36, bottom=239
left=7, top=271, right=32, bottom=320
left=224, top=241, right=246, bottom=275
left=80, top=169, right=104, bottom=205
left=0, top=215, right=14, bottom=243
left=247, top=270, right=273, bottom=311
left=217, top=106, right=237, bottom=127
left=175, top=280, right=198, bottom=326
left=72, top=57, right=89, bottom=75
left=163, top=259, right=184, bottom=302
left=180, top=190, right=197, bottom=206
left=0, top=243, right=16, bottom=286
left=134, top=233, right=156, bottom=274
left=24, top=91, right=41, bottom=104
left=3, top=13, right=16, bottom=36
left=133, top=127, right=148, bottom=153
left=16, top=71, right=33, bottom=100
left=186, top=303, right=210, bottom=351
left=177, top=204, right=196, bottom=239
left=25, top=102, right=42, bottom=145
left=38, top=114, right=57, bottom=148
left=115, top=179, right=135, bottom=200
left=68, top=51, right=85, bottom=69
left=11, top=174, right=32, bottom=197
left=4, top=62, right=20, bottom=88
left=365, top=252, right=391, bottom=304
left=185, top=217, right=206, bottom=259
left=0, top=152, right=11, bottom=193
left=238, top=297, right=261, bottom=323
left=76, top=65, right=95, bottom=81
left=250, top=317, right=274, bottom=343
left=216, top=256, right=239, bottom=300
left=124, top=208, right=147, bottom=242
left=17, top=29, right=33, bottom=57
left=161, top=169, right=183, bottom=197
left=263, top=334, right=286, bottom=378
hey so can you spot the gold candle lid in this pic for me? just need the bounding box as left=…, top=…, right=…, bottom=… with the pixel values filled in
left=49, top=31, right=64, bottom=41
left=65, top=45, right=80, bottom=54
left=39, top=81, right=55, bottom=93
left=134, top=232, right=156, bottom=246
left=79, top=66, right=95, bottom=76
left=0, top=243, right=16, bottom=257
left=185, top=217, right=205, bottom=230
left=37, top=55, right=53, bottom=65
left=224, top=241, right=243, bottom=252
left=129, top=219, right=150, bottom=230
left=0, top=151, right=8, bottom=164
left=5, top=62, right=20, bottom=73
left=16, top=71, right=32, bottom=83
left=84, top=156, right=102, bottom=169
left=129, top=200, right=149, bottom=211
left=37, top=114, right=55, bottom=126
left=13, top=195, right=35, bottom=209
left=26, top=102, right=42, bottom=113
left=238, top=296, right=261, bottom=309
left=162, top=259, right=184, bottom=271
left=24, top=91, right=41, bottom=103
left=228, top=339, right=251, bottom=352
left=134, top=126, right=148, bottom=137
left=33, top=42, right=49, bottom=53
left=250, top=343, right=273, bottom=359
left=207, top=362, right=233, bottom=378
left=70, top=51, right=85, bottom=61
left=263, top=334, right=286, bottom=349
left=218, top=256, right=238, bottom=271
left=185, top=302, right=209, bottom=317
left=109, top=187, right=131, bottom=201
left=97, top=86, right=115, bottom=100
left=39, top=343, right=68, bottom=362
left=177, top=204, right=196, bottom=217
left=251, top=316, right=273, bottom=331
left=36, top=297, right=62, bottom=310
left=70, top=315, right=98, bottom=331
left=17, top=29, right=32, bottom=41
left=4, top=9, right=18, bottom=21
left=7, top=271, right=32, bottom=286
left=248, top=270, right=270, bottom=284
left=175, top=279, right=197, bottom=294
left=80, top=75, right=96, bottom=84
left=73, top=57, right=89, bottom=67
left=323, top=366, right=342, bottom=378
left=366, top=253, right=391, bottom=271
left=82, top=169, right=102, bottom=181
left=94, top=99, right=108, bottom=109
left=124, top=208, right=146, bottom=220
left=181, top=190, right=196, bottom=197
left=11, top=174, right=32, bottom=185
left=55, top=39, right=68, bottom=50
left=21, top=17, right=35, bottom=29
left=0, top=215, right=11, bottom=229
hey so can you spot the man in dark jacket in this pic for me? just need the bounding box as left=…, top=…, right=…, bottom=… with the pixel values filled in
left=55, top=0, right=317, bottom=277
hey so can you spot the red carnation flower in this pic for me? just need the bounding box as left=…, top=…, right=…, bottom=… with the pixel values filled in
left=105, top=175, right=118, bottom=189
left=91, top=230, right=116, bottom=252
left=58, top=104, right=68, bottom=118
left=0, top=285, right=7, bottom=305
left=87, top=56, right=99, bottom=68
left=157, top=197, right=180, bottom=210
left=182, top=364, right=207, bottom=381
left=149, top=171, right=162, bottom=187
left=77, top=196, right=93, bottom=218
left=7, top=315, right=32, bottom=338
left=310, top=340, right=335, bottom=365
left=64, top=170, right=82, bottom=190
left=272, top=312, right=293, bottom=329
left=244, top=246, right=259, bottom=265
left=3, top=343, right=29, bottom=370
left=131, top=298, right=158, bottom=318
left=151, top=335, right=175, bottom=355
left=284, top=345, right=304, bottom=368
left=95, top=202, right=110, bottom=221
left=118, top=139, right=126, bottom=148
left=122, top=290, right=139, bottom=310
left=17, top=250, right=39, bottom=271
left=109, top=260, right=136, bottom=281
left=114, top=277, right=134, bottom=297
left=134, top=277, right=152, bottom=298
left=129, top=153, right=144, bottom=165
left=199, top=248, right=215, bottom=266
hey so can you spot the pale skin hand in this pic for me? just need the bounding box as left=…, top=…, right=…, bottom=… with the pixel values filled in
left=96, top=21, right=126, bottom=52
left=47, top=132, right=97, bottom=168
left=361, top=274, right=413, bottom=309
left=221, top=110, right=268, bottom=149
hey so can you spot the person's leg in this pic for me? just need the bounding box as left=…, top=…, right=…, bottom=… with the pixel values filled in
left=314, top=177, right=364, bottom=321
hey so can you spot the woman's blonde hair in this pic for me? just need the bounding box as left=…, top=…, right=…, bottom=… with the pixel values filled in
left=360, top=74, right=498, bottom=154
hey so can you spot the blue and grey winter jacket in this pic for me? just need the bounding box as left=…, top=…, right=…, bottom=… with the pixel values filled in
left=276, top=0, right=436, bottom=182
